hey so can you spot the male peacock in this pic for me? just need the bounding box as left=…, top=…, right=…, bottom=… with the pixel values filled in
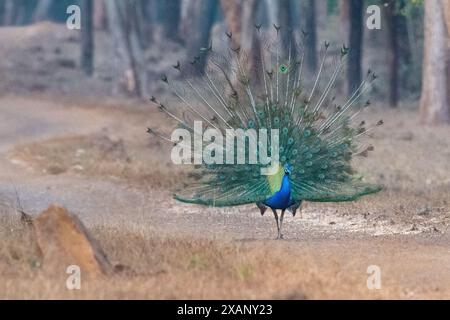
left=148, top=25, right=382, bottom=239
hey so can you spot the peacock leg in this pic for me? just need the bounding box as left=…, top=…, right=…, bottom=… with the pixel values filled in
left=271, top=208, right=280, bottom=239
left=279, top=209, right=285, bottom=239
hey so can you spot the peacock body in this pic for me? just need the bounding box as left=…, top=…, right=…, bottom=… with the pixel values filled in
left=148, top=25, right=382, bottom=239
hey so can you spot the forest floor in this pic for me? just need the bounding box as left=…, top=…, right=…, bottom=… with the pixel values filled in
left=0, top=22, right=450, bottom=299
left=0, top=93, right=449, bottom=299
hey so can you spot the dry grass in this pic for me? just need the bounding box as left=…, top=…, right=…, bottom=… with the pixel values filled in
left=0, top=209, right=400, bottom=300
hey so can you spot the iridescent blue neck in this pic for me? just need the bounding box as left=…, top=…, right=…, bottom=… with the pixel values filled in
left=280, top=174, right=291, bottom=193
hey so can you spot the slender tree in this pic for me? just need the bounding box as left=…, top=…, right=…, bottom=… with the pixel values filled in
left=445, top=0, right=450, bottom=109
left=33, top=0, right=53, bottom=22
left=93, top=0, right=107, bottom=29
left=220, top=0, right=261, bottom=86
left=420, top=0, right=449, bottom=124
left=180, top=0, right=196, bottom=39
left=219, top=0, right=241, bottom=48
left=315, top=0, right=328, bottom=31
left=240, top=0, right=261, bottom=81
left=105, top=0, right=148, bottom=98
left=162, top=0, right=181, bottom=42
left=346, top=0, right=363, bottom=94
left=81, top=0, right=94, bottom=76
left=3, top=0, right=17, bottom=25
left=185, top=0, right=217, bottom=74
left=0, top=0, right=5, bottom=25
left=303, top=0, right=317, bottom=72
left=264, top=0, right=278, bottom=27
left=339, top=0, right=350, bottom=41
left=386, top=0, right=400, bottom=108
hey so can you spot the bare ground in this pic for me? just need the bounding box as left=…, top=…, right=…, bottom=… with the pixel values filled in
left=0, top=92, right=449, bottom=299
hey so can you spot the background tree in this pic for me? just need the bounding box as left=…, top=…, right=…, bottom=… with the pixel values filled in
left=81, top=0, right=94, bottom=76
left=105, top=0, right=148, bottom=98
left=303, top=0, right=317, bottom=73
left=162, top=0, right=181, bottom=42
left=33, top=0, right=53, bottom=22
left=277, top=0, right=298, bottom=54
left=386, top=1, right=400, bottom=107
left=93, top=0, right=107, bottom=30
left=219, top=0, right=241, bottom=48
left=185, top=0, right=217, bottom=74
left=419, top=0, right=449, bottom=124
left=346, top=0, right=364, bottom=95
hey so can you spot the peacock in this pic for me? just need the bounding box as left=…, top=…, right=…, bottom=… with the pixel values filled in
left=147, top=25, right=382, bottom=239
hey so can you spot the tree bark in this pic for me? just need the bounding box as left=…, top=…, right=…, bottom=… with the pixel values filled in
left=240, top=0, right=261, bottom=82
left=420, top=0, right=449, bottom=124
left=127, top=0, right=148, bottom=97
left=162, top=0, right=181, bottom=42
left=444, top=0, right=450, bottom=111
left=386, top=0, right=399, bottom=108
left=185, top=0, right=217, bottom=74
left=180, top=0, right=195, bottom=39
left=0, top=1, right=4, bottom=25
left=93, top=0, right=107, bottom=29
left=104, top=0, right=148, bottom=98
left=264, top=0, right=278, bottom=28
left=303, top=0, right=317, bottom=73
left=315, top=0, right=328, bottom=31
left=339, top=0, right=350, bottom=44
left=346, top=0, right=363, bottom=94
left=3, top=0, right=18, bottom=25
left=219, top=0, right=242, bottom=48
left=81, top=0, right=94, bottom=76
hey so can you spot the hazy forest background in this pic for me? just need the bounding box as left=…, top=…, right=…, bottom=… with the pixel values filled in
left=0, top=0, right=449, bottom=299
left=0, top=0, right=448, bottom=123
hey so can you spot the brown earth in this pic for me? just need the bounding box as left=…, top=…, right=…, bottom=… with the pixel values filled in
left=0, top=92, right=449, bottom=299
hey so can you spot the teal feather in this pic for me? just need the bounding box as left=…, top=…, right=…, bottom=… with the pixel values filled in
left=148, top=26, right=381, bottom=238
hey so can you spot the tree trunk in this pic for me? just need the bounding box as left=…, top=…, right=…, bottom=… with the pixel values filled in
left=132, top=0, right=155, bottom=47
left=185, top=0, right=217, bottom=74
left=264, top=0, right=278, bottom=28
left=81, top=0, right=94, bottom=76
left=93, top=0, right=107, bottom=29
left=0, top=1, right=4, bottom=25
left=240, top=0, right=257, bottom=52
left=127, top=0, right=148, bottom=98
left=16, top=0, right=36, bottom=25
left=276, top=0, right=298, bottom=63
left=303, top=0, right=317, bottom=73
left=33, top=0, right=53, bottom=22
left=386, top=0, right=399, bottom=108
left=339, top=0, right=350, bottom=44
left=346, top=0, right=363, bottom=94
left=420, top=0, right=449, bottom=124
left=444, top=0, right=450, bottom=113
left=315, top=0, right=328, bottom=31
left=3, top=0, right=17, bottom=25
left=240, top=0, right=261, bottom=82
left=219, top=0, right=241, bottom=48
left=104, top=0, right=148, bottom=98
left=162, top=0, right=181, bottom=42
left=180, top=0, right=196, bottom=39
left=220, top=0, right=260, bottom=86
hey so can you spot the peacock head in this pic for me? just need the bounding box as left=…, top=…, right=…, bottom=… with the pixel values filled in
left=284, top=163, right=292, bottom=176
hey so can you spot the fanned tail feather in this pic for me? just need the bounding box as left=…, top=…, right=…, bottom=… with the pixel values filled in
left=148, top=25, right=382, bottom=207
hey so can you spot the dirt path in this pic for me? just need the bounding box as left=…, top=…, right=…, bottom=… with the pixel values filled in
left=1, top=95, right=450, bottom=299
